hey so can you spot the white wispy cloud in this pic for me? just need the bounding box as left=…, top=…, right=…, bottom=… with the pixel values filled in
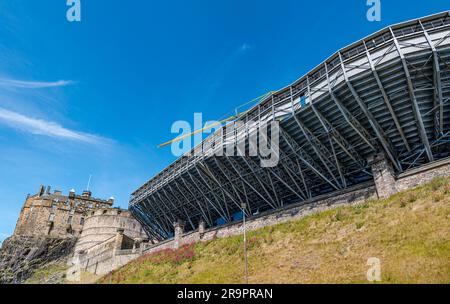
left=0, top=107, right=110, bottom=144
left=0, top=78, right=73, bottom=89
left=240, top=43, right=251, bottom=51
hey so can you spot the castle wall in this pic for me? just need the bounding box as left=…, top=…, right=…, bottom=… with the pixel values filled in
left=67, top=228, right=146, bottom=280
left=74, top=209, right=147, bottom=253
left=14, top=197, right=85, bottom=238
left=67, top=245, right=142, bottom=280
left=13, top=187, right=114, bottom=239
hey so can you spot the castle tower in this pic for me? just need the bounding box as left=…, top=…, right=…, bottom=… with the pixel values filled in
left=74, top=208, right=147, bottom=253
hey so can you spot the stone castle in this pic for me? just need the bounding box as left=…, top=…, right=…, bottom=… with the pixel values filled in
left=0, top=186, right=148, bottom=283
left=14, top=186, right=114, bottom=238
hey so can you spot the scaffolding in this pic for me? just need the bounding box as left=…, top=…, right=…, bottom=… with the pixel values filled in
left=130, top=11, right=450, bottom=241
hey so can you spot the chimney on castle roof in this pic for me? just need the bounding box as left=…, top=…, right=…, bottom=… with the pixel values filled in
left=39, top=185, right=45, bottom=197
left=46, top=186, right=51, bottom=195
left=69, top=189, right=75, bottom=198
left=82, top=190, right=92, bottom=198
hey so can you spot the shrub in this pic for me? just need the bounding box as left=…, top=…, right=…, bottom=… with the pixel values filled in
left=352, top=203, right=368, bottom=215
left=429, top=177, right=447, bottom=191
left=334, top=210, right=345, bottom=222
left=407, top=193, right=418, bottom=203
left=432, top=193, right=444, bottom=203
left=142, top=244, right=196, bottom=265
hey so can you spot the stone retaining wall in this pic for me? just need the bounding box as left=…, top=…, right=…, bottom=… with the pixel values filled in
left=395, top=157, right=450, bottom=192
left=143, top=182, right=377, bottom=254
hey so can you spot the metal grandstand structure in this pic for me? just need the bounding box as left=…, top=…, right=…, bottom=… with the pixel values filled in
left=130, top=11, right=450, bottom=240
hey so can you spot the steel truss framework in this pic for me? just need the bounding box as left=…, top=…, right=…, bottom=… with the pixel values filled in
left=130, top=12, right=450, bottom=241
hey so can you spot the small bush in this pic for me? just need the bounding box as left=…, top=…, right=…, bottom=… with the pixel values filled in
left=355, top=222, right=364, bottom=229
left=407, top=193, right=418, bottom=203
left=352, top=203, right=369, bottom=215
left=246, top=236, right=265, bottom=250
left=432, top=193, right=444, bottom=203
left=398, top=193, right=417, bottom=207
left=429, top=177, right=447, bottom=191
left=142, top=244, right=196, bottom=265
left=334, top=210, right=345, bottom=222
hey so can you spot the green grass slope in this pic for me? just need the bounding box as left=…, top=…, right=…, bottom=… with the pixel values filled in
left=99, top=177, right=450, bottom=284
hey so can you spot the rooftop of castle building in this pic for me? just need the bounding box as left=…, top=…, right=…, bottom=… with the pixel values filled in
left=29, top=185, right=115, bottom=206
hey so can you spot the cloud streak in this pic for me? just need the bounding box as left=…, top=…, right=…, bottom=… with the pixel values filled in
left=0, top=107, right=110, bottom=144
left=0, top=78, right=73, bottom=89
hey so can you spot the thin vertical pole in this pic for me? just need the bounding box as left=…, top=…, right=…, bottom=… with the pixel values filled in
left=242, top=205, right=248, bottom=284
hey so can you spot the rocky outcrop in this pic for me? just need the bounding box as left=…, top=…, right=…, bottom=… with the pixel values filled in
left=0, top=236, right=76, bottom=284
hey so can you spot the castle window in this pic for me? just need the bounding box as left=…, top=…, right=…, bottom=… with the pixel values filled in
left=67, top=216, right=73, bottom=224
left=26, top=208, right=33, bottom=220
left=48, top=213, right=55, bottom=222
left=80, top=218, right=85, bottom=225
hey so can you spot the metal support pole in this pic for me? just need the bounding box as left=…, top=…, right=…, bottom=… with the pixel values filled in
left=242, top=203, right=248, bottom=284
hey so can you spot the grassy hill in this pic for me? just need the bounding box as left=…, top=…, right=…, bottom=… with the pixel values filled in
left=98, top=177, right=450, bottom=284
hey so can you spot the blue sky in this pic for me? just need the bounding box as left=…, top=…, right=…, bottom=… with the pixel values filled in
left=0, top=0, right=447, bottom=243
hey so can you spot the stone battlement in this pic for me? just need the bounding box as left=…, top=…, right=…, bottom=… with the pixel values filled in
left=86, top=208, right=135, bottom=218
